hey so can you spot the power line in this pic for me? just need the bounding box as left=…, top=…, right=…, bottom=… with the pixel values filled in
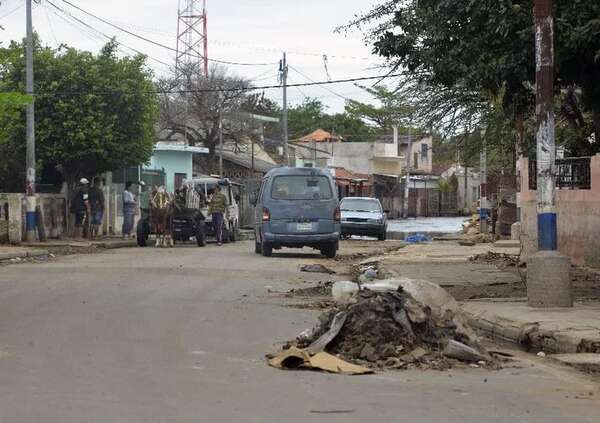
left=45, top=1, right=172, bottom=70
left=0, top=1, right=24, bottom=20
left=4, top=72, right=408, bottom=97
left=289, top=65, right=354, bottom=102
left=58, top=0, right=276, bottom=67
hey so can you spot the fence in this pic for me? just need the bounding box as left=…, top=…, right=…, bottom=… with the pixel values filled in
left=528, top=157, right=591, bottom=190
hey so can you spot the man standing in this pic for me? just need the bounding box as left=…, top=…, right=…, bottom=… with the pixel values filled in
left=71, top=178, right=90, bottom=240
left=88, top=177, right=105, bottom=239
left=122, top=181, right=137, bottom=239
left=209, top=184, right=228, bottom=246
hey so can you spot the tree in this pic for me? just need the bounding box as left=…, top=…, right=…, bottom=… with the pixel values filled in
left=345, top=85, right=413, bottom=131
left=348, top=0, right=600, bottom=152
left=158, top=64, right=254, bottom=155
left=0, top=38, right=158, bottom=190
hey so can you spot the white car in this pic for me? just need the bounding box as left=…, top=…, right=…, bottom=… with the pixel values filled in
left=340, top=197, right=387, bottom=240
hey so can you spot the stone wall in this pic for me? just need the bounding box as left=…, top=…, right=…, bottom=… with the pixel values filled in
left=517, top=154, right=600, bottom=267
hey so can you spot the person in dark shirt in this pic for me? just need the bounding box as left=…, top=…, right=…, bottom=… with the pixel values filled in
left=88, top=177, right=105, bottom=239
left=71, top=178, right=90, bottom=240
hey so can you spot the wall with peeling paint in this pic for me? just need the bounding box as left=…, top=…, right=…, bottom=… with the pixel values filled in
left=518, top=155, right=600, bottom=267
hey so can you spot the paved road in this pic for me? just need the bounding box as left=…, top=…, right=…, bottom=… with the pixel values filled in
left=0, top=243, right=598, bottom=422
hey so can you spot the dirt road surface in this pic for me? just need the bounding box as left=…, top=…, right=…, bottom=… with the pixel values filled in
left=0, top=241, right=598, bottom=422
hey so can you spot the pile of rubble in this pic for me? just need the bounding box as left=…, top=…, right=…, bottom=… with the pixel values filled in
left=271, top=278, right=495, bottom=373
left=470, top=251, right=520, bottom=267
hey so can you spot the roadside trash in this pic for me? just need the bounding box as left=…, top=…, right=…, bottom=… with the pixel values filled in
left=537, top=351, right=546, bottom=358
left=279, top=278, right=491, bottom=371
left=300, top=264, right=336, bottom=274
left=267, top=346, right=372, bottom=375
left=357, top=267, right=378, bottom=284
left=443, top=340, right=491, bottom=363
left=405, top=233, right=428, bottom=243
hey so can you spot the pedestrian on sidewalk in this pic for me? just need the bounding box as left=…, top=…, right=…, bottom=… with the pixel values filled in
left=89, top=177, right=105, bottom=239
left=71, top=178, right=90, bottom=240
left=209, top=184, right=228, bottom=246
left=122, top=181, right=137, bottom=239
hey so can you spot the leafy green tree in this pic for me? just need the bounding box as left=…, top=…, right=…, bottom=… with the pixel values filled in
left=345, top=85, right=413, bottom=131
left=0, top=38, right=158, bottom=190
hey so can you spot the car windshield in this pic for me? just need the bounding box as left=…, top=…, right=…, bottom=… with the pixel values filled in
left=271, top=175, right=333, bottom=200
left=340, top=199, right=381, bottom=213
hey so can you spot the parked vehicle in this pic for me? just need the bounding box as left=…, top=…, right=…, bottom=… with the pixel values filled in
left=183, top=177, right=241, bottom=243
left=251, top=167, right=340, bottom=258
left=339, top=197, right=387, bottom=240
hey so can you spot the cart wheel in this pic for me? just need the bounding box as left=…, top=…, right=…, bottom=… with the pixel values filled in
left=136, top=221, right=148, bottom=247
left=196, top=225, right=206, bottom=247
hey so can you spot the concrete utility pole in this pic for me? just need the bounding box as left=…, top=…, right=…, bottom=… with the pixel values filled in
left=218, top=93, right=223, bottom=177
left=527, top=0, right=572, bottom=308
left=25, top=0, right=36, bottom=242
left=280, top=52, right=289, bottom=166
left=402, top=124, right=412, bottom=219
left=479, top=130, right=488, bottom=233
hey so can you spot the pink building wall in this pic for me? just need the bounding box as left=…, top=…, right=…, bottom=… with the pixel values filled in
left=517, top=154, right=600, bottom=267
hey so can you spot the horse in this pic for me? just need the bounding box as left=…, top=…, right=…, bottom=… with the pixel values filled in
left=150, top=186, right=174, bottom=248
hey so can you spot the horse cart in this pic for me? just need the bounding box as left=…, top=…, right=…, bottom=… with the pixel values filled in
left=136, top=186, right=206, bottom=247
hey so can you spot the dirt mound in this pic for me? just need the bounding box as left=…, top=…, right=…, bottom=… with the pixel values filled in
left=296, top=285, right=492, bottom=370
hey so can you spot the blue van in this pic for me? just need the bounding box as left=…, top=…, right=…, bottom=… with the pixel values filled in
left=252, top=167, right=341, bottom=258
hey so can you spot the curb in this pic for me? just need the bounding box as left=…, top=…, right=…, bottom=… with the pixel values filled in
left=462, top=307, right=600, bottom=354
left=0, top=249, right=50, bottom=262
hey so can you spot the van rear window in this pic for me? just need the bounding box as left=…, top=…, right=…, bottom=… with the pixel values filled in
left=271, top=175, right=333, bottom=200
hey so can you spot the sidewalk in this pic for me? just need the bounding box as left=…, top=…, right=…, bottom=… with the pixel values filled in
left=461, top=299, right=600, bottom=354
left=21, top=237, right=137, bottom=250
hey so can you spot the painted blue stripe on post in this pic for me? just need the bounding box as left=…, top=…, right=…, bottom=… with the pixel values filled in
left=25, top=211, right=36, bottom=232
left=538, top=212, right=557, bottom=250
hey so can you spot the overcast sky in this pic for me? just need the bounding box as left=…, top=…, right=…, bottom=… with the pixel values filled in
left=1, top=0, right=389, bottom=114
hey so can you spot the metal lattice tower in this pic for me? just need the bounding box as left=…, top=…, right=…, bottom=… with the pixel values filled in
left=176, top=0, right=208, bottom=76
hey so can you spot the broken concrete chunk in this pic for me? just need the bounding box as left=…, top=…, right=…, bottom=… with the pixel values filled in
left=443, top=340, right=491, bottom=363
left=360, top=343, right=377, bottom=362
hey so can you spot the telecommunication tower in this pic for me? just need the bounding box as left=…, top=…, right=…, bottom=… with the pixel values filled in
left=176, top=0, right=208, bottom=76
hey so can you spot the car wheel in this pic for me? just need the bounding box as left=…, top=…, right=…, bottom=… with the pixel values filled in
left=261, top=241, right=273, bottom=257
left=254, top=239, right=262, bottom=254
left=320, top=242, right=337, bottom=259
left=378, top=231, right=387, bottom=241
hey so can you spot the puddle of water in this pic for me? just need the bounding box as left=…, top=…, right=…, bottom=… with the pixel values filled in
left=388, top=217, right=467, bottom=237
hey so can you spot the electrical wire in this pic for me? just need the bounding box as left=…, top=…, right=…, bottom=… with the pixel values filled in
left=3, top=72, right=409, bottom=97
left=0, top=0, right=24, bottom=20
left=58, top=0, right=276, bottom=67
left=289, top=65, right=354, bottom=102
left=45, top=0, right=172, bottom=70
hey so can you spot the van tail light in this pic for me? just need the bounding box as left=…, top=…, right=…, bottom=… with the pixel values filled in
left=262, top=207, right=271, bottom=222
left=333, top=206, right=341, bottom=222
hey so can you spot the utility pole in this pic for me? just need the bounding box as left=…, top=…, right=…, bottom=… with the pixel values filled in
left=402, top=124, right=412, bottom=219
left=479, top=130, right=488, bottom=234
left=25, top=0, right=36, bottom=242
left=280, top=52, right=289, bottom=166
left=218, top=93, right=223, bottom=177
left=527, top=0, right=572, bottom=308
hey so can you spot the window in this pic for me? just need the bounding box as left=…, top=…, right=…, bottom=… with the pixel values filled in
left=271, top=175, right=333, bottom=200
left=421, top=143, right=428, bottom=160
left=340, top=199, right=382, bottom=213
left=414, top=152, right=419, bottom=169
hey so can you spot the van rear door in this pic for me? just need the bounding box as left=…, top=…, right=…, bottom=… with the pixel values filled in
left=267, top=175, right=337, bottom=234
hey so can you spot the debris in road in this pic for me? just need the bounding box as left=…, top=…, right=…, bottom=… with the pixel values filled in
left=285, top=278, right=492, bottom=370
left=537, top=351, right=546, bottom=358
left=287, top=281, right=333, bottom=297
left=442, top=340, right=492, bottom=363
left=267, top=346, right=372, bottom=375
left=405, top=233, right=428, bottom=243
left=458, top=240, right=476, bottom=246
left=469, top=251, right=520, bottom=267
left=300, top=264, right=336, bottom=274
